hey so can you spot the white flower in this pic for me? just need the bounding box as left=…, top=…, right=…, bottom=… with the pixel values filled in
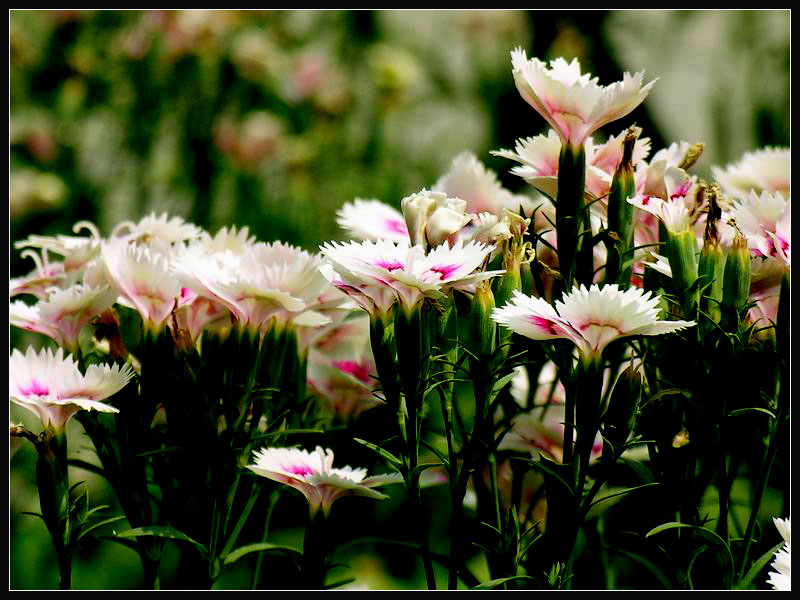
left=627, top=166, right=695, bottom=235
left=336, top=198, right=410, bottom=243
left=492, top=285, right=695, bottom=364
left=712, top=147, right=791, bottom=202
left=767, top=516, right=791, bottom=591
left=320, top=238, right=502, bottom=311
left=510, top=48, right=656, bottom=146
left=401, top=189, right=471, bottom=250
left=110, top=211, right=203, bottom=245
left=728, top=191, right=790, bottom=267
left=9, top=346, right=133, bottom=431
left=433, top=152, right=536, bottom=217
left=499, top=403, right=602, bottom=464
left=494, top=128, right=651, bottom=201
left=10, top=284, right=118, bottom=353
left=247, top=446, right=402, bottom=516
left=101, top=238, right=181, bottom=328
left=174, top=240, right=331, bottom=331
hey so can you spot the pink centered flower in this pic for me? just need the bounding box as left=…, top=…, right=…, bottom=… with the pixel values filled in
left=492, top=285, right=695, bottom=364
left=728, top=190, right=790, bottom=267
left=510, top=49, right=656, bottom=147
left=336, top=198, right=410, bottom=243
left=320, top=238, right=503, bottom=311
left=9, top=346, right=133, bottom=431
left=247, top=446, right=402, bottom=516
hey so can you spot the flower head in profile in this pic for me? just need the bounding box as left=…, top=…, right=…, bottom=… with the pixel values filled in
left=247, top=446, right=402, bottom=516
left=767, top=516, right=791, bottom=591
left=111, top=211, right=203, bottom=245
left=10, top=284, right=118, bottom=353
left=712, top=146, right=790, bottom=202
left=336, top=198, right=410, bottom=243
left=433, top=152, right=536, bottom=217
left=9, top=346, right=133, bottom=432
left=320, top=238, right=502, bottom=312
left=492, top=284, right=695, bottom=365
left=510, top=48, right=656, bottom=147
left=499, top=404, right=602, bottom=465
left=728, top=191, right=790, bottom=267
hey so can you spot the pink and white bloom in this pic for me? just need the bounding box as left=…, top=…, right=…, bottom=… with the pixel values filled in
left=728, top=191, right=790, bottom=267
left=336, top=198, right=410, bottom=243
left=510, top=48, right=656, bottom=147
left=493, top=128, right=651, bottom=201
left=247, top=446, right=402, bottom=516
left=320, top=238, right=502, bottom=311
left=433, top=152, right=536, bottom=217
left=14, top=220, right=102, bottom=273
left=10, top=284, right=118, bottom=353
left=499, top=403, right=603, bottom=464
left=9, top=346, right=133, bottom=431
left=492, top=285, right=695, bottom=364
left=767, top=516, right=791, bottom=591
left=111, top=211, right=203, bottom=245
left=712, top=147, right=791, bottom=203
left=174, top=241, right=332, bottom=331
left=401, top=189, right=471, bottom=250
left=627, top=166, right=696, bottom=235
left=101, top=238, right=181, bottom=329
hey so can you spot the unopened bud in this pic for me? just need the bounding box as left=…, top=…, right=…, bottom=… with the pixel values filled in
left=602, top=362, right=643, bottom=461
left=721, top=227, right=752, bottom=331
left=469, top=281, right=496, bottom=359
left=678, top=142, right=705, bottom=171
left=698, top=186, right=726, bottom=325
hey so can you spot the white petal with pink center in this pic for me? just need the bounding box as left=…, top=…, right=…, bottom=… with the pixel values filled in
left=493, top=285, right=695, bottom=363
left=510, top=48, right=656, bottom=146
left=336, top=198, right=410, bottom=243
left=247, top=446, right=402, bottom=516
left=728, top=191, right=790, bottom=266
left=627, top=167, right=695, bottom=235
left=712, top=147, right=791, bottom=202
left=321, top=238, right=502, bottom=310
left=10, top=284, right=118, bottom=352
left=102, top=238, right=181, bottom=328
left=111, top=211, right=203, bottom=245
left=433, top=152, right=536, bottom=217
left=9, top=346, right=133, bottom=431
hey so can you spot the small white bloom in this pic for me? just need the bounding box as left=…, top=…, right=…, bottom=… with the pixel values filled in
left=9, top=346, right=133, bottom=431
left=728, top=191, right=790, bottom=267
left=767, top=516, right=791, bottom=591
left=247, top=446, right=402, bottom=516
left=712, top=147, right=790, bottom=202
left=336, top=198, right=409, bottom=243
left=401, top=189, right=470, bottom=250
left=111, top=211, right=203, bottom=245
left=510, top=48, right=656, bottom=146
left=492, top=285, right=695, bottom=364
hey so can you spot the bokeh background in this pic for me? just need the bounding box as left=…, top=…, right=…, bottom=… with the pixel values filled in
left=9, top=9, right=790, bottom=590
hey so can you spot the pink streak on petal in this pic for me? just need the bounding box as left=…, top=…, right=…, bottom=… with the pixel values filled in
left=669, top=181, right=691, bottom=201
left=528, top=315, right=562, bottom=335
left=641, top=195, right=651, bottom=205
left=20, top=380, right=50, bottom=397
left=429, top=263, right=460, bottom=280
left=284, top=464, right=315, bottom=477
left=375, top=259, right=405, bottom=271
left=384, top=219, right=409, bottom=235
left=332, top=359, right=372, bottom=384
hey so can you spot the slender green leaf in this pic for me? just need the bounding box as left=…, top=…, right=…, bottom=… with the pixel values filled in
left=353, top=438, right=402, bottom=470
left=727, top=407, right=777, bottom=420
left=589, top=482, right=659, bottom=509
left=736, top=541, right=784, bottom=590
left=472, top=575, right=535, bottom=590
left=223, top=542, right=302, bottom=565
left=78, top=515, right=127, bottom=540
left=116, top=526, right=208, bottom=559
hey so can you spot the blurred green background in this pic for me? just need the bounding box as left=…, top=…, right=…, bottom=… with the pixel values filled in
left=9, top=9, right=790, bottom=590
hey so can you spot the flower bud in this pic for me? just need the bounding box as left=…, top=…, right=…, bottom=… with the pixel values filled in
left=601, top=362, right=643, bottom=462
left=605, top=126, right=640, bottom=287
left=401, top=189, right=469, bottom=252
left=721, top=228, right=752, bottom=332
left=698, top=186, right=726, bottom=326
left=468, top=281, right=496, bottom=360
left=664, top=227, right=700, bottom=318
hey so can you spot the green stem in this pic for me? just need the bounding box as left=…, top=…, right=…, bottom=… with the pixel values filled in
left=251, top=489, right=281, bottom=590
